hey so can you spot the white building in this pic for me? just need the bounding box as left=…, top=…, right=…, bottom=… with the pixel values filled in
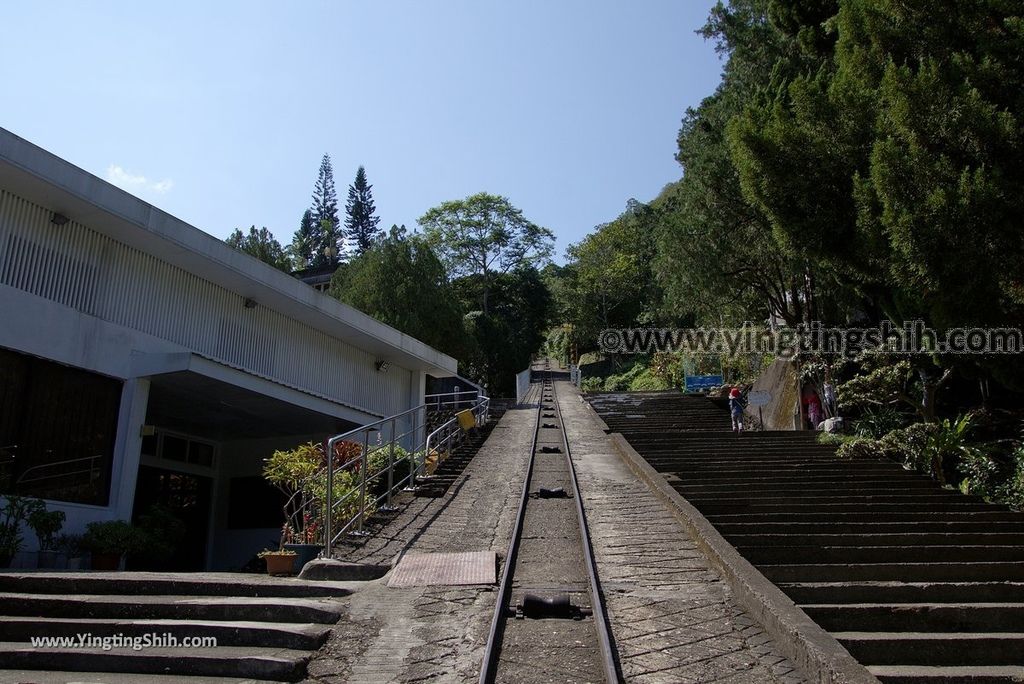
left=0, top=128, right=457, bottom=570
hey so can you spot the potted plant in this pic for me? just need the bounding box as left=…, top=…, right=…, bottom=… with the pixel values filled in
left=82, top=520, right=142, bottom=571
left=0, top=496, right=47, bottom=568
left=132, top=505, right=186, bottom=570
left=258, top=523, right=297, bottom=576
left=55, top=534, right=86, bottom=570
left=282, top=516, right=321, bottom=571
left=28, top=508, right=65, bottom=569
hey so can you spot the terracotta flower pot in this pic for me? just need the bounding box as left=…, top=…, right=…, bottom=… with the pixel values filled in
left=263, top=553, right=296, bottom=576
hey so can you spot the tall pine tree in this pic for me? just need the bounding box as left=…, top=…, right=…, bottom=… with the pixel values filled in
left=310, top=153, right=342, bottom=266
left=289, top=209, right=318, bottom=270
left=344, top=165, right=382, bottom=256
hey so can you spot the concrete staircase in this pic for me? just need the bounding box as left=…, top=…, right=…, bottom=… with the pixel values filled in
left=0, top=572, right=351, bottom=683
left=590, top=392, right=1024, bottom=684
left=414, top=417, right=499, bottom=498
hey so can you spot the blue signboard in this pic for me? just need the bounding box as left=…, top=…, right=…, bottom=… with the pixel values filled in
left=684, top=374, right=723, bottom=393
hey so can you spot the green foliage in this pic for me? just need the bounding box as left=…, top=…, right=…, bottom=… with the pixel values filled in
left=292, top=154, right=343, bottom=269
left=0, top=496, right=47, bottom=563
left=419, top=192, right=555, bottom=290
left=345, top=165, right=382, bottom=256
left=82, top=520, right=145, bottom=556
left=225, top=226, right=291, bottom=272
left=329, top=226, right=468, bottom=360
left=134, top=505, right=186, bottom=562
left=927, top=414, right=988, bottom=485
left=456, top=268, right=552, bottom=395
left=27, top=508, right=65, bottom=552
left=852, top=406, right=909, bottom=439
left=290, top=210, right=318, bottom=270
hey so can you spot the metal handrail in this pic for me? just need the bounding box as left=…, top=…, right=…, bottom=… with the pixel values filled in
left=423, top=397, right=490, bottom=470
left=319, top=390, right=489, bottom=557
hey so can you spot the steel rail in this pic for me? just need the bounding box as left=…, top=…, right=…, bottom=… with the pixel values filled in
left=478, top=363, right=621, bottom=683
left=478, top=373, right=543, bottom=684
left=551, top=369, right=622, bottom=682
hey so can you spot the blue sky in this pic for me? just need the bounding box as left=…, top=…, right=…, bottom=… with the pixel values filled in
left=1, top=1, right=722, bottom=262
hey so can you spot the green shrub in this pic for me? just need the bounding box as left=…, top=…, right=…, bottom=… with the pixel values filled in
left=628, top=367, right=670, bottom=391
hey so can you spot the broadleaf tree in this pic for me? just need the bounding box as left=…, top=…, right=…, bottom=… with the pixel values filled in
left=418, top=192, right=554, bottom=313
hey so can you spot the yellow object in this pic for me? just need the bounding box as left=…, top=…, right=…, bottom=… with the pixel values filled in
left=456, top=409, right=476, bottom=432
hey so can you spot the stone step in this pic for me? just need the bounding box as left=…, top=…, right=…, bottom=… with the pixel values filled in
left=869, top=664, right=1024, bottom=683
left=0, top=672, right=288, bottom=684
left=706, top=511, right=1024, bottom=524
left=0, top=573, right=352, bottom=598
left=0, top=643, right=309, bottom=682
left=0, top=594, right=344, bottom=624
left=693, top=501, right=999, bottom=515
left=804, top=603, right=1024, bottom=633
left=0, top=617, right=330, bottom=650
left=780, top=582, right=1024, bottom=604
left=834, top=632, right=1024, bottom=666
left=731, top=533, right=1024, bottom=548
left=715, top=521, right=1024, bottom=535
left=688, top=493, right=976, bottom=507
left=760, top=562, right=1024, bottom=583
left=678, top=477, right=939, bottom=491
left=742, top=545, right=1024, bottom=565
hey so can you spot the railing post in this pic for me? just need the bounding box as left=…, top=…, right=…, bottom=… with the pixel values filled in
left=405, top=410, right=419, bottom=491
left=357, top=431, right=369, bottom=534
left=385, top=417, right=396, bottom=510
left=324, top=437, right=334, bottom=558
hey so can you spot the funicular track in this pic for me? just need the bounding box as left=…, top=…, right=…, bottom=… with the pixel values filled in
left=479, top=362, right=620, bottom=683
left=590, top=391, right=1024, bottom=684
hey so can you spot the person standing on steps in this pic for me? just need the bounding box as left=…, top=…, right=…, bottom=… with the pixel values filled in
left=729, top=387, right=744, bottom=433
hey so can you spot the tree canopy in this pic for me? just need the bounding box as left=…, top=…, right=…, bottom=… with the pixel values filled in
left=328, top=225, right=466, bottom=360
left=225, top=226, right=291, bottom=272
left=345, top=166, right=382, bottom=257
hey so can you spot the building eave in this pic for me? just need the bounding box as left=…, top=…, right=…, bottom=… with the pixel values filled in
left=0, top=128, right=458, bottom=378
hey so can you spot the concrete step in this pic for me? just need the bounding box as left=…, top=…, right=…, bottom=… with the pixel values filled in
left=688, top=493, right=977, bottom=507
left=0, top=594, right=344, bottom=624
left=742, top=545, right=1024, bottom=565
left=678, top=477, right=940, bottom=491
left=804, top=603, right=1024, bottom=633
left=706, top=511, right=1024, bottom=524
left=780, top=582, right=1024, bottom=604
left=693, top=501, right=999, bottom=515
left=869, top=664, right=1024, bottom=683
left=0, top=672, right=288, bottom=684
left=0, top=643, right=309, bottom=681
left=732, top=533, right=1024, bottom=548
left=760, top=562, right=1024, bottom=583
left=0, top=617, right=330, bottom=650
left=835, top=632, right=1024, bottom=666
left=0, top=573, right=352, bottom=598
left=715, top=521, right=1024, bottom=535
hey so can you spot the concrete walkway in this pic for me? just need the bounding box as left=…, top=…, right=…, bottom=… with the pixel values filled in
left=305, top=395, right=539, bottom=683
left=557, top=382, right=806, bottom=684
left=307, top=382, right=807, bottom=683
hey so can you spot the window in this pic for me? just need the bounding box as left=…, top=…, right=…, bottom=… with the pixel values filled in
left=0, top=347, right=121, bottom=506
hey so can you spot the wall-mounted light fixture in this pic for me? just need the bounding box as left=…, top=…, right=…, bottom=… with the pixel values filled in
left=243, top=298, right=257, bottom=309
left=375, top=360, right=391, bottom=373
left=51, top=212, right=69, bottom=226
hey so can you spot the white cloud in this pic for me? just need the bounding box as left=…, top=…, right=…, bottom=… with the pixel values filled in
left=105, top=164, right=174, bottom=195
